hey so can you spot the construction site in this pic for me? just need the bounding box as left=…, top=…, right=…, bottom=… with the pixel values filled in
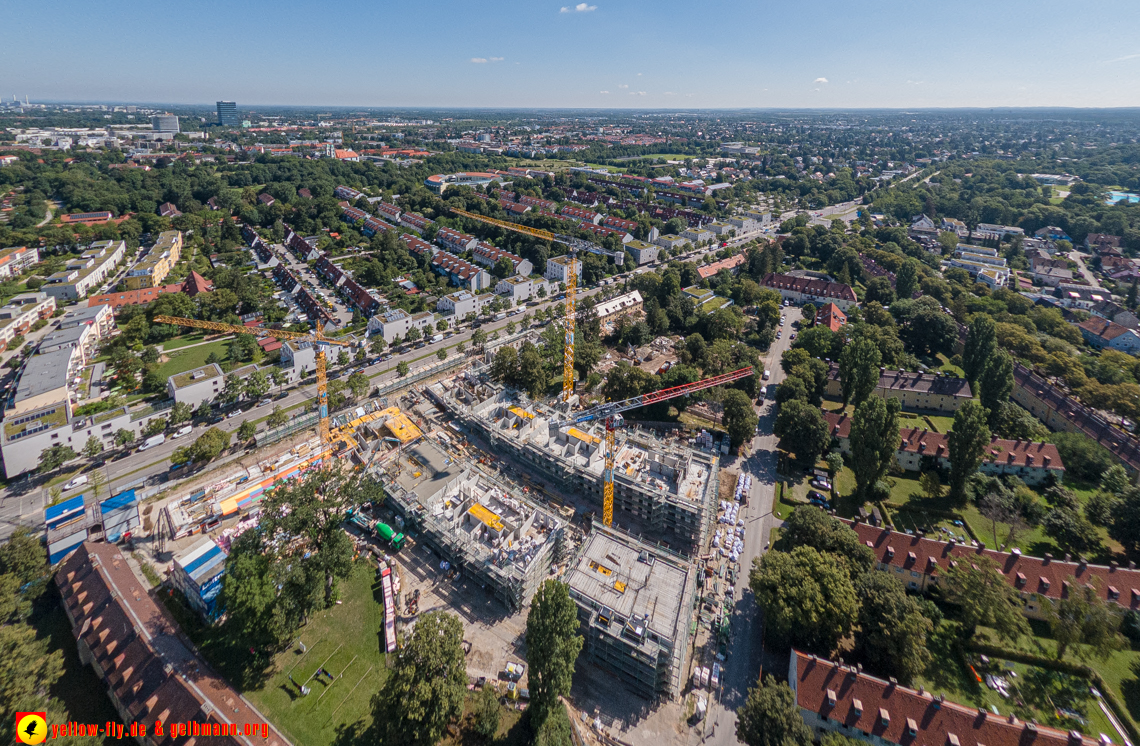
left=426, top=368, right=721, bottom=557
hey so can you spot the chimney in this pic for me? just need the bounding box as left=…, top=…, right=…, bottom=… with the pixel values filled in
left=1131, top=561, right=1136, bottom=570
left=1044, top=552, right=1052, bottom=563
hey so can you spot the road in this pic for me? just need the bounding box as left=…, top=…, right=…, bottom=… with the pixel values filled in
left=0, top=283, right=609, bottom=540
left=705, top=310, right=797, bottom=746
left=1068, top=250, right=1103, bottom=289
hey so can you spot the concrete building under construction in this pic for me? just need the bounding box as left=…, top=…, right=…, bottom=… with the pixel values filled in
left=380, top=437, right=566, bottom=610
left=427, top=370, right=719, bottom=556
left=564, top=527, right=699, bottom=700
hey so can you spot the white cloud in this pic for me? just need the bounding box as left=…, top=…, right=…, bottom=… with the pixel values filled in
left=637, top=72, right=642, bottom=76
left=600, top=90, right=610, bottom=94
left=1104, top=52, right=1140, bottom=63
left=663, top=91, right=676, bottom=96
left=618, top=84, right=628, bottom=89
left=490, top=57, right=504, bottom=62
left=470, top=58, right=488, bottom=63
left=629, top=90, right=646, bottom=96
left=560, top=2, right=596, bottom=11
left=813, top=77, right=828, bottom=84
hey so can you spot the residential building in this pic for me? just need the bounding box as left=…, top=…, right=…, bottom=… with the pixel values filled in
left=125, top=230, right=182, bottom=289
left=58, top=303, right=114, bottom=339
left=594, top=290, right=644, bottom=323
left=398, top=212, right=433, bottom=234
left=0, top=246, right=39, bottom=278
left=1085, top=233, right=1122, bottom=252
left=278, top=339, right=317, bottom=382
left=472, top=242, right=533, bottom=276
left=760, top=273, right=858, bottom=311
left=257, top=192, right=275, bottom=206
left=1032, top=266, right=1075, bottom=287
left=707, top=221, right=735, bottom=236
left=333, top=149, right=359, bottom=161
left=697, top=254, right=747, bottom=280
left=56, top=542, right=290, bottom=746
left=167, top=364, right=225, bottom=409
left=496, top=275, right=540, bottom=305
left=183, top=270, right=213, bottom=297
left=653, top=234, right=691, bottom=251
left=726, top=215, right=761, bottom=233
left=601, top=215, right=638, bottom=233
left=0, top=292, right=55, bottom=351
left=60, top=211, right=113, bottom=225
left=436, top=226, right=478, bottom=252
left=43, top=240, right=125, bottom=301
left=824, top=412, right=1063, bottom=485
left=824, top=365, right=972, bottom=414
left=1089, top=299, right=1140, bottom=330
left=545, top=255, right=583, bottom=284
left=1077, top=316, right=1140, bottom=353
left=681, top=228, right=714, bottom=244
left=1035, top=225, right=1071, bottom=241
left=625, top=240, right=659, bottom=265
left=560, top=205, right=601, bottom=224
left=975, top=222, right=1024, bottom=239
left=437, top=290, right=490, bottom=321
left=789, top=649, right=1099, bottom=746
left=424, top=171, right=505, bottom=195
left=942, top=256, right=1010, bottom=288
left=216, top=100, right=239, bottom=126
left=86, top=285, right=183, bottom=310
left=375, top=202, right=401, bottom=222
left=430, top=251, right=493, bottom=291
left=815, top=303, right=847, bottom=332
left=368, top=308, right=435, bottom=344
left=564, top=527, right=699, bottom=699
left=158, top=202, right=181, bottom=218
left=1052, top=283, right=1109, bottom=309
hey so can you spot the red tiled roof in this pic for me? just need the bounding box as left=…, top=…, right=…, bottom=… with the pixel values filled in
left=55, top=543, right=290, bottom=746
left=183, top=270, right=213, bottom=297
left=602, top=215, right=638, bottom=232
left=793, top=651, right=1098, bottom=746
left=1078, top=316, right=1132, bottom=342
left=473, top=242, right=524, bottom=267
left=761, top=272, right=857, bottom=303
left=87, top=284, right=184, bottom=309
left=847, top=519, right=1135, bottom=607
left=697, top=254, right=747, bottom=279
left=815, top=302, right=847, bottom=332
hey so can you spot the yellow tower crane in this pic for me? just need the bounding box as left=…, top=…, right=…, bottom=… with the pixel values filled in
left=153, top=316, right=353, bottom=449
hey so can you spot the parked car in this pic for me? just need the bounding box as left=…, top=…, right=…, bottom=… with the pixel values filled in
left=226, top=408, right=244, bottom=419
left=172, top=425, right=193, bottom=439
left=811, top=478, right=832, bottom=491
left=257, top=398, right=272, bottom=407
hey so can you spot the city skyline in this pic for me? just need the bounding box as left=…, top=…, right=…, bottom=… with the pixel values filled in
left=3, top=0, right=1139, bottom=109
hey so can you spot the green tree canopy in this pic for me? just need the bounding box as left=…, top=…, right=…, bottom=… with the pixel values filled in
left=849, top=396, right=901, bottom=503
left=736, top=675, right=813, bottom=746
left=948, top=400, right=991, bottom=503
left=749, top=545, right=858, bottom=653
left=774, top=400, right=831, bottom=465
left=838, top=337, right=882, bottom=408
left=855, top=572, right=933, bottom=685
left=525, top=580, right=584, bottom=723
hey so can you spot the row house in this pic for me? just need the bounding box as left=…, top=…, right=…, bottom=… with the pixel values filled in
left=375, top=202, right=401, bottom=222
left=335, top=184, right=365, bottom=202
left=824, top=411, right=1063, bottom=485
left=402, top=234, right=437, bottom=257
left=314, top=255, right=346, bottom=287
left=431, top=250, right=493, bottom=291
left=399, top=212, right=434, bottom=234
left=824, top=365, right=972, bottom=414
left=560, top=205, right=600, bottom=224
left=341, top=205, right=369, bottom=224
left=696, top=254, right=747, bottom=280
left=790, top=649, right=1101, bottom=746
left=340, top=277, right=383, bottom=317
left=601, top=215, right=638, bottom=233
left=362, top=216, right=390, bottom=236
left=436, top=226, right=478, bottom=252
left=518, top=195, right=557, bottom=211
left=760, top=272, right=858, bottom=311
left=472, top=242, right=533, bottom=276
left=502, top=201, right=531, bottom=215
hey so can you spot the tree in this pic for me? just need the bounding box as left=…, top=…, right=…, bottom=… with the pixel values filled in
left=437, top=319, right=449, bottom=333
left=838, top=337, right=882, bottom=408
left=436, top=348, right=447, bottom=361
left=526, top=580, right=584, bottom=722
left=397, top=361, right=409, bottom=377
left=473, top=685, right=501, bottom=741
left=736, top=675, right=813, bottom=746
left=723, top=389, right=759, bottom=450
left=947, top=401, right=991, bottom=503
left=375, top=611, right=467, bottom=746
left=801, top=303, right=817, bottom=323
left=218, top=374, right=244, bottom=404
left=826, top=451, right=844, bottom=480
left=336, top=349, right=350, bottom=367
left=0, top=527, right=46, bottom=585
left=472, top=329, right=488, bottom=348
left=218, top=532, right=293, bottom=654
left=82, top=435, right=104, bottom=459
left=920, top=471, right=944, bottom=501
left=38, top=445, right=77, bottom=474
left=174, top=427, right=231, bottom=465
left=775, top=507, right=875, bottom=579
left=855, top=572, right=932, bottom=685
left=370, top=336, right=387, bottom=355
left=169, top=401, right=192, bottom=425
left=237, top=420, right=257, bottom=442
left=849, top=397, right=901, bottom=503
left=405, top=326, right=423, bottom=344
left=774, top=400, right=831, bottom=465
left=490, top=346, right=520, bottom=385
left=1046, top=580, right=1125, bottom=662
left=1053, top=432, right=1116, bottom=482
left=1102, top=464, right=1130, bottom=496
left=1043, top=507, right=1101, bottom=555
left=533, top=705, right=573, bottom=746
left=864, top=276, right=896, bottom=305
left=114, top=428, right=135, bottom=448
left=895, top=259, right=919, bottom=300
left=750, top=545, right=858, bottom=653
left=962, top=315, right=997, bottom=386
left=267, top=406, right=288, bottom=429
left=244, top=369, right=270, bottom=401
left=977, top=350, right=1014, bottom=428
left=941, top=556, right=1029, bottom=642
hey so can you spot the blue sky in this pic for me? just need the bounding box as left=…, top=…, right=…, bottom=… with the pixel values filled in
left=4, top=0, right=1140, bottom=108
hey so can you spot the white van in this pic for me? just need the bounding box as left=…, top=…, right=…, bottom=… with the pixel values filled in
left=64, top=474, right=89, bottom=491
left=431, top=334, right=444, bottom=344
left=762, top=369, right=771, bottom=380
left=139, top=434, right=165, bottom=451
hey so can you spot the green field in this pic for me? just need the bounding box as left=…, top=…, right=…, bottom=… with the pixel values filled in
left=163, top=561, right=389, bottom=746
left=161, top=333, right=212, bottom=351
left=153, top=339, right=231, bottom=380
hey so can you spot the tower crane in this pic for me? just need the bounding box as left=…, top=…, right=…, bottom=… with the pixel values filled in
left=547, top=366, right=754, bottom=526
left=447, top=207, right=625, bottom=264
left=152, top=316, right=353, bottom=450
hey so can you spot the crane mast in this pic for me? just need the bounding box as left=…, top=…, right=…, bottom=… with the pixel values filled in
left=562, top=252, right=577, bottom=401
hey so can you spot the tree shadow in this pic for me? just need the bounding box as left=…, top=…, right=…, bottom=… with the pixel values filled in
left=1120, top=659, right=1140, bottom=723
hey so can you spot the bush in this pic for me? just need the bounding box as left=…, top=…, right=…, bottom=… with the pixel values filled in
left=1050, top=431, right=1116, bottom=482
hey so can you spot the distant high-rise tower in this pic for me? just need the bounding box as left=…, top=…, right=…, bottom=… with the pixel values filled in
left=216, top=101, right=238, bottom=127
left=151, top=114, right=180, bottom=132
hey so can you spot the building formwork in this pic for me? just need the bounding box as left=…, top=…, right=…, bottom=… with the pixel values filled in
left=426, top=370, right=718, bottom=557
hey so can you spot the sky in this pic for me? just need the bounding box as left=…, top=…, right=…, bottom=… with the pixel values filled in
left=4, top=0, right=1140, bottom=109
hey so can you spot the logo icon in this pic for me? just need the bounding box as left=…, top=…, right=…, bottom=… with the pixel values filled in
left=15, top=713, right=47, bottom=745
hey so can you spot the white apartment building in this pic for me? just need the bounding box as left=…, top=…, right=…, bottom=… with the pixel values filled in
left=544, top=255, right=583, bottom=284
left=43, top=240, right=125, bottom=301
left=437, top=291, right=491, bottom=321
left=167, top=364, right=225, bottom=409
left=367, top=308, right=435, bottom=343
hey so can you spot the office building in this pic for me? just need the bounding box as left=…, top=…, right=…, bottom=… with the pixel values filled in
left=150, top=114, right=180, bottom=132
left=216, top=101, right=239, bottom=127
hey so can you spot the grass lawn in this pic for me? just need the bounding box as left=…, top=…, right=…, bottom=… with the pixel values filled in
left=438, top=694, right=529, bottom=746
left=163, top=561, right=388, bottom=746
left=916, top=624, right=1116, bottom=739
left=934, top=353, right=965, bottom=377
left=154, top=339, right=231, bottom=380
left=161, top=333, right=211, bottom=351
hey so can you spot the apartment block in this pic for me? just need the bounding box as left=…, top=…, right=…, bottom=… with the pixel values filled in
left=43, top=240, right=125, bottom=301
left=0, top=246, right=40, bottom=278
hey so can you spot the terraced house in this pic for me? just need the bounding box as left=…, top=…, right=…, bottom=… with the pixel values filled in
left=824, top=365, right=973, bottom=414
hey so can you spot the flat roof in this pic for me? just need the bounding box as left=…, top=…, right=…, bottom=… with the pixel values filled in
left=14, top=349, right=73, bottom=403
left=566, top=528, right=692, bottom=645
left=170, top=363, right=224, bottom=389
